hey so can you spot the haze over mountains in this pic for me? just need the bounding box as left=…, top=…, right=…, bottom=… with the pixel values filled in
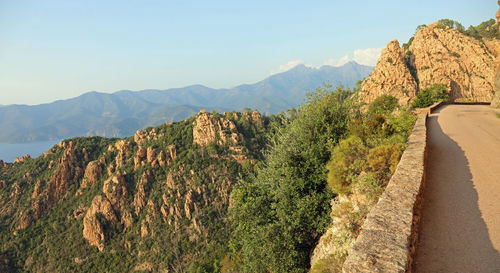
left=0, top=61, right=372, bottom=143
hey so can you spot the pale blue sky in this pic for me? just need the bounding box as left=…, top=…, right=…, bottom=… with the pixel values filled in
left=0, top=0, right=496, bottom=105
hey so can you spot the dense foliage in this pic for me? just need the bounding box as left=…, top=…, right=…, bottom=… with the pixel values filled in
left=411, top=83, right=449, bottom=108
left=437, top=18, right=499, bottom=40
left=228, top=86, right=356, bottom=272
left=327, top=104, right=416, bottom=195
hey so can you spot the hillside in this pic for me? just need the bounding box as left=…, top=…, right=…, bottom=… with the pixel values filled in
left=0, top=110, right=275, bottom=272
left=0, top=85, right=418, bottom=273
left=0, top=62, right=372, bottom=143
left=359, top=19, right=498, bottom=105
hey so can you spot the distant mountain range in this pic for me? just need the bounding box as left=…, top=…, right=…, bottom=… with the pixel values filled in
left=0, top=61, right=373, bottom=143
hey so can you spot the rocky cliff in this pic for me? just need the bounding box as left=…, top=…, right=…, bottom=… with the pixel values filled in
left=0, top=110, right=271, bottom=272
left=360, top=21, right=498, bottom=105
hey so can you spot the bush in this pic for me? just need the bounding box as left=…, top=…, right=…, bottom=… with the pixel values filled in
left=327, top=136, right=367, bottom=193
left=437, top=19, right=465, bottom=32
left=368, top=95, right=398, bottom=116
left=465, top=19, right=499, bottom=40
left=365, top=143, right=404, bottom=182
left=411, top=84, right=449, bottom=108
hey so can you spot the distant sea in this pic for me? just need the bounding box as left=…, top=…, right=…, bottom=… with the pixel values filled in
left=0, top=139, right=63, bottom=163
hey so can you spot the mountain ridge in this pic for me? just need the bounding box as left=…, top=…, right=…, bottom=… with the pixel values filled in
left=0, top=62, right=373, bottom=143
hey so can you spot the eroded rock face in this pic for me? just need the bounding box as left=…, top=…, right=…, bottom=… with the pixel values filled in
left=81, top=160, right=103, bottom=189
left=134, top=127, right=166, bottom=145
left=360, top=40, right=418, bottom=106
left=82, top=195, right=118, bottom=251
left=410, top=23, right=496, bottom=102
left=14, top=154, right=31, bottom=163
left=250, top=110, right=264, bottom=127
left=114, top=140, right=131, bottom=168
left=133, top=172, right=151, bottom=215
left=360, top=23, right=497, bottom=105
left=102, top=174, right=128, bottom=212
left=48, top=141, right=85, bottom=203
left=310, top=189, right=371, bottom=272
left=193, top=111, right=241, bottom=146
left=146, top=147, right=156, bottom=163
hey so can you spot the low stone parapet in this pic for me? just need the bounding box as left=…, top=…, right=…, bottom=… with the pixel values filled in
left=342, top=102, right=443, bottom=272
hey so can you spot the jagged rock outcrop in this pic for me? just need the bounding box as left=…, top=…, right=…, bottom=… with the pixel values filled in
left=83, top=195, right=119, bottom=251
left=146, top=147, right=155, bottom=163
left=47, top=141, right=85, bottom=204
left=14, top=154, right=31, bottom=163
left=193, top=110, right=242, bottom=146
left=102, top=174, right=128, bottom=213
left=242, top=110, right=264, bottom=127
left=133, top=172, right=151, bottom=215
left=113, top=140, right=131, bottom=168
left=32, top=180, right=43, bottom=199
left=80, top=159, right=104, bottom=189
left=134, top=127, right=167, bottom=145
left=360, top=23, right=497, bottom=105
left=360, top=40, right=418, bottom=105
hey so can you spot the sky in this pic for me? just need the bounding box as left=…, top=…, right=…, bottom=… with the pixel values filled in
left=0, top=0, right=497, bottom=105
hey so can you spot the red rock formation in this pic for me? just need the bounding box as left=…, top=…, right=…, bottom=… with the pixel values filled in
left=14, top=154, right=31, bottom=163
left=81, top=160, right=103, bottom=189
left=83, top=195, right=119, bottom=251
left=360, top=40, right=418, bottom=105
left=360, top=23, right=497, bottom=105
left=48, top=141, right=84, bottom=203
left=193, top=111, right=242, bottom=146
left=102, top=174, right=128, bottom=212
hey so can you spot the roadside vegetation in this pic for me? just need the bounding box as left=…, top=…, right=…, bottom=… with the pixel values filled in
left=227, top=87, right=417, bottom=272
left=411, top=84, right=449, bottom=108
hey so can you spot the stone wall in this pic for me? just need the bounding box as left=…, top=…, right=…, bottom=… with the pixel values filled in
left=342, top=102, right=443, bottom=273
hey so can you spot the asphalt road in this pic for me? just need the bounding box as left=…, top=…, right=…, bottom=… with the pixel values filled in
left=414, top=105, right=500, bottom=272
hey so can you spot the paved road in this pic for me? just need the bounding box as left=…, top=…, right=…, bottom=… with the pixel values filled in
left=414, top=105, right=500, bottom=272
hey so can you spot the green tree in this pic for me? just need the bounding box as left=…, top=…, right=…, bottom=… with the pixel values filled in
left=229, top=85, right=354, bottom=272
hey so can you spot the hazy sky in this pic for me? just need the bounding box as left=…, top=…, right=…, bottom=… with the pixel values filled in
left=0, top=0, right=496, bottom=105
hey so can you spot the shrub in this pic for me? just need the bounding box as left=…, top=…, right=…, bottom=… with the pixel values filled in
left=411, top=84, right=449, bottom=108
left=368, top=95, right=398, bottom=116
left=327, top=136, right=367, bottom=193
left=365, top=143, right=404, bottom=182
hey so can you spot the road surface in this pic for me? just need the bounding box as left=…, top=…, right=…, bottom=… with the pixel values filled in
left=414, top=105, right=500, bottom=272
